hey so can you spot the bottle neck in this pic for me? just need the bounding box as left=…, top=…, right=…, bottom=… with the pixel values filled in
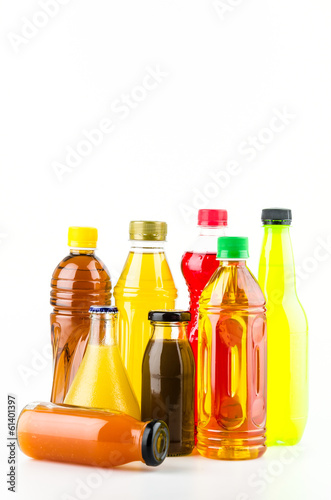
left=130, top=240, right=166, bottom=254
left=70, top=248, right=95, bottom=255
left=151, top=322, right=189, bottom=341
left=89, top=313, right=117, bottom=346
left=198, top=225, right=226, bottom=237
left=219, top=260, right=246, bottom=267
left=260, top=225, right=296, bottom=290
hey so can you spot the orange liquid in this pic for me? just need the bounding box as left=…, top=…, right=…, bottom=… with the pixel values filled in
left=198, top=261, right=267, bottom=460
left=18, top=403, right=145, bottom=467
left=50, top=251, right=111, bottom=403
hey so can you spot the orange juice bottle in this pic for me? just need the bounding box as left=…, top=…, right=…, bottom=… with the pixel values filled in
left=114, top=221, right=177, bottom=404
left=50, top=227, right=111, bottom=403
left=64, top=306, right=140, bottom=419
left=18, top=402, right=169, bottom=467
left=198, top=237, right=267, bottom=460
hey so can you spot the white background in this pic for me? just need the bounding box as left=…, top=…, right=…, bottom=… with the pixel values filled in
left=1, top=1, right=331, bottom=499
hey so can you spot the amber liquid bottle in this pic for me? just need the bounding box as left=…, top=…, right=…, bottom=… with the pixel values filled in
left=198, top=237, right=267, bottom=460
left=17, top=402, right=169, bottom=468
left=141, top=310, right=195, bottom=457
left=50, top=227, right=111, bottom=403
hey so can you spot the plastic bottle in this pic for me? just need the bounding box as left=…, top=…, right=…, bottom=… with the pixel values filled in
left=50, top=227, right=112, bottom=404
left=114, top=221, right=177, bottom=404
left=141, top=310, right=195, bottom=456
left=17, top=402, right=169, bottom=468
left=64, top=306, right=140, bottom=419
left=258, top=208, right=308, bottom=446
left=198, top=237, right=267, bottom=460
left=181, top=209, right=227, bottom=430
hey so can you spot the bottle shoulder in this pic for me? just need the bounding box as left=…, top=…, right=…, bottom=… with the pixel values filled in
left=52, top=253, right=111, bottom=280
left=200, top=264, right=266, bottom=308
left=115, top=251, right=177, bottom=292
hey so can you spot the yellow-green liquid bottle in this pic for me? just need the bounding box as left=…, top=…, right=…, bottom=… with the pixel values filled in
left=114, top=221, right=177, bottom=405
left=258, top=209, right=308, bottom=446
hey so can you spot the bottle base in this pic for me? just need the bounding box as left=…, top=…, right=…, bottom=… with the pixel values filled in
left=266, top=417, right=307, bottom=447
left=197, top=428, right=266, bottom=460
left=197, top=443, right=266, bottom=460
left=168, top=444, right=194, bottom=457
left=266, top=437, right=303, bottom=447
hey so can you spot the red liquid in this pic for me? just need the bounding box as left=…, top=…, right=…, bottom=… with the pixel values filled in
left=181, top=251, right=220, bottom=430
left=198, top=261, right=267, bottom=460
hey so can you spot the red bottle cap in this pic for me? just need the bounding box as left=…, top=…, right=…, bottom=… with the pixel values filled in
left=198, top=209, right=228, bottom=227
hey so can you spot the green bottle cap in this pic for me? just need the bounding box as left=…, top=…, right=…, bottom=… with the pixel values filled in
left=217, top=236, right=249, bottom=259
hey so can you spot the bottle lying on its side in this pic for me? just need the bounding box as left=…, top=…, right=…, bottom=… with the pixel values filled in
left=17, top=402, right=169, bottom=468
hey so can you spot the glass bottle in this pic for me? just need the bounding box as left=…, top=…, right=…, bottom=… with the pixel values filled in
left=64, top=306, right=140, bottom=420
left=17, top=402, right=169, bottom=468
left=198, top=237, right=267, bottom=460
left=141, top=310, right=195, bottom=456
left=258, top=208, right=308, bottom=445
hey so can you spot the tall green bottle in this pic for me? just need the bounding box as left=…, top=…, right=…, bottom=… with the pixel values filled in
left=258, top=208, right=308, bottom=446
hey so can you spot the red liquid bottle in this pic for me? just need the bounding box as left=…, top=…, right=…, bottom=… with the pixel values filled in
left=181, top=209, right=227, bottom=432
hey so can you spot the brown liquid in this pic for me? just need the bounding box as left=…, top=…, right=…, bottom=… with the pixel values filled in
left=141, top=339, right=195, bottom=456
left=50, top=252, right=111, bottom=403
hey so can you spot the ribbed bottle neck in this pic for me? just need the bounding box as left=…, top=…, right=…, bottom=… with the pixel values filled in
left=198, top=225, right=226, bottom=237
left=69, top=248, right=95, bottom=255
left=130, top=240, right=166, bottom=253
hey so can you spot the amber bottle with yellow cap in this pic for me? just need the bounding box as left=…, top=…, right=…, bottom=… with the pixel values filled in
left=50, top=227, right=111, bottom=404
left=114, top=221, right=177, bottom=404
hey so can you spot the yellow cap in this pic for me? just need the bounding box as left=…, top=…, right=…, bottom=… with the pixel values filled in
left=68, top=227, right=98, bottom=248
left=129, top=221, right=167, bottom=241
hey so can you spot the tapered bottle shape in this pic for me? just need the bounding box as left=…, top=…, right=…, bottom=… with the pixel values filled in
left=64, top=306, right=140, bottom=420
left=258, top=209, right=308, bottom=446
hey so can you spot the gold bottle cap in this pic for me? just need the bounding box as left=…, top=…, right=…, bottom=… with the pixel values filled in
left=129, top=221, right=167, bottom=241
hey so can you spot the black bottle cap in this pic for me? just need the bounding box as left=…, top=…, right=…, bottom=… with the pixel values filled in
left=141, top=420, right=169, bottom=467
left=148, top=310, right=191, bottom=322
left=261, top=208, right=292, bottom=225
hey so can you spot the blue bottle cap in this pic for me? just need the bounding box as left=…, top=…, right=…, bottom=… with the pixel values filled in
left=89, top=306, right=118, bottom=314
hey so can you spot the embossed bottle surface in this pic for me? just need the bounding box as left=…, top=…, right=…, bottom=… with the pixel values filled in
left=50, top=227, right=111, bottom=404
left=197, top=237, right=267, bottom=460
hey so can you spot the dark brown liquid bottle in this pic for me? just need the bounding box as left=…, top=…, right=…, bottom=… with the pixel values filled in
left=141, top=310, right=195, bottom=456
left=50, top=227, right=112, bottom=404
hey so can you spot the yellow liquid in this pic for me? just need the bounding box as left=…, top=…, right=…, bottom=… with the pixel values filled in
left=258, top=226, right=308, bottom=446
left=64, top=344, right=140, bottom=420
left=114, top=251, right=177, bottom=404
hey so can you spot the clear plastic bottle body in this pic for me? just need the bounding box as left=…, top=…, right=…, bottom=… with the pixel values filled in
left=114, top=241, right=177, bottom=404
left=181, top=225, right=227, bottom=429
left=17, top=402, right=169, bottom=468
left=197, top=260, right=267, bottom=460
left=50, top=249, right=112, bottom=404
left=258, top=225, right=308, bottom=445
left=141, top=317, right=195, bottom=456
